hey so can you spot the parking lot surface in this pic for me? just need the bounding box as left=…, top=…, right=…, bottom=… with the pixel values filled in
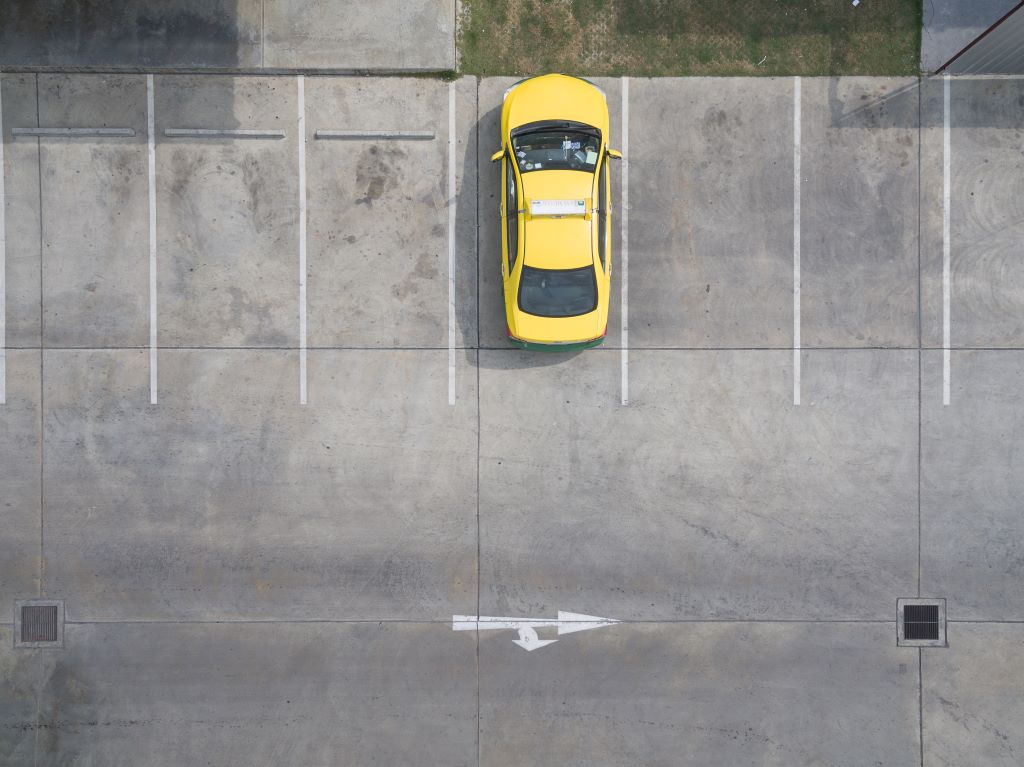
left=2, top=73, right=1024, bottom=765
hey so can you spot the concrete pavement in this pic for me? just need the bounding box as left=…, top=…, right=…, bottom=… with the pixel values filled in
left=0, top=1, right=455, bottom=71
left=2, top=73, right=1024, bottom=765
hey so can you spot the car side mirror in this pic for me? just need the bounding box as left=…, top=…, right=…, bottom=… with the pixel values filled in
left=490, top=149, right=504, bottom=162
left=606, top=149, right=623, bottom=160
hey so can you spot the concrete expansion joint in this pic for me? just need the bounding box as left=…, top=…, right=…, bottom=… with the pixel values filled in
left=0, top=67, right=464, bottom=77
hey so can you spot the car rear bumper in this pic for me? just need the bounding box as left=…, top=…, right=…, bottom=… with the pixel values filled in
left=506, top=335, right=605, bottom=352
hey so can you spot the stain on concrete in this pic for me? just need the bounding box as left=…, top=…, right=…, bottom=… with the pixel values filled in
left=355, top=145, right=406, bottom=206
left=391, top=251, right=440, bottom=300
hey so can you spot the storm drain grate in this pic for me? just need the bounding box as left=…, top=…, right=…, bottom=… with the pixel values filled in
left=897, top=598, right=946, bottom=647
left=903, top=604, right=939, bottom=640
left=14, top=599, right=65, bottom=648
left=22, top=605, right=58, bottom=642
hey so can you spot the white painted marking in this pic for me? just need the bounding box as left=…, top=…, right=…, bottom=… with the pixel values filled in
left=0, top=81, right=6, bottom=405
left=298, top=76, right=308, bottom=406
left=314, top=130, right=435, bottom=140
left=163, top=128, right=285, bottom=139
left=529, top=198, right=586, bottom=216
left=620, top=77, right=629, bottom=407
left=147, top=75, right=158, bottom=405
left=943, top=74, right=951, bottom=406
left=452, top=611, right=620, bottom=652
left=447, top=82, right=457, bottom=406
left=793, top=77, right=802, bottom=406
left=12, top=127, right=135, bottom=137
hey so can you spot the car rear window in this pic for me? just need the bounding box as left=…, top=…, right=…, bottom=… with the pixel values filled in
left=518, top=266, right=598, bottom=318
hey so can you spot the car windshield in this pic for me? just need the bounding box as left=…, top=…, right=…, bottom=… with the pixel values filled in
left=512, top=127, right=600, bottom=173
left=518, top=266, right=597, bottom=317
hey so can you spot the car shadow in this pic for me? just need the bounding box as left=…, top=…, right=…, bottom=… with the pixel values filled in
left=478, top=347, right=587, bottom=369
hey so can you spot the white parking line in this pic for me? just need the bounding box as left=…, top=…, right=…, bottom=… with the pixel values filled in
left=620, top=77, right=629, bottom=407
left=0, top=81, right=6, bottom=405
left=298, top=76, right=308, bottom=406
left=147, top=75, right=157, bottom=405
left=12, top=127, right=135, bottom=137
left=447, top=82, right=457, bottom=406
left=315, top=130, right=435, bottom=141
left=943, top=74, right=951, bottom=406
left=793, top=77, right=802, bottom=407
left=163, top=128, right=285, bottom=139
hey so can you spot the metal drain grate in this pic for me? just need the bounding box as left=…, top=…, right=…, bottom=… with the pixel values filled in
left=14, top=599, right=65, bottom=648
left=21, top=605, right=58, bottom=642
left=903, top=604, right=939, bottom=640
left=897, top=598, right=946, bottom=647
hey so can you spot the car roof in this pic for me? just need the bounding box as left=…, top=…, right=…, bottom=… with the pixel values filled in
left=522, top=217, right=593, bottom=270
left=520, top=169, right=596, bottom=270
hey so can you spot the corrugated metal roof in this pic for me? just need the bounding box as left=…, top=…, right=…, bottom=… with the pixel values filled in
left=944, top=3, right=1024, bottom=73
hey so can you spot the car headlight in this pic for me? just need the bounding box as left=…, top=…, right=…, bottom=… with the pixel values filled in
left=503, top=77, right=530, bottom=102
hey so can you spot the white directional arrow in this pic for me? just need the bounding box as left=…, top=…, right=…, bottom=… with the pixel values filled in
left=452, top=611, right=620, bottom=652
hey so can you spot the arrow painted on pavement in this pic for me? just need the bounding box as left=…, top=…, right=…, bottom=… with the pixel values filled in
left=452, top=611, right=620, bottom=652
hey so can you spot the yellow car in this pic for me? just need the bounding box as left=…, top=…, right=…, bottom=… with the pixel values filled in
left=491, top=74, right=621, bottom=350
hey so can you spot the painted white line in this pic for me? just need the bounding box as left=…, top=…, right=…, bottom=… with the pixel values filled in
left=315, top=130, right=435, bottom=140
left=12, top=127, right=135, bottom=137
left=147, top=75, right=158, bottom=405
left=943, top=74, right=951, bottom=406
left=447, top=82, right=457, bottom=406
left=0, top=81, right=6, bottom=405
left=793, top=77, right=802, bottom=407
left=298, top=76, right=308, bottom=406
left=452, top=611, right=620, bottom=652
left=163, top=128, right=285, bottom=139
left=620, top=77, right=629, bottom=407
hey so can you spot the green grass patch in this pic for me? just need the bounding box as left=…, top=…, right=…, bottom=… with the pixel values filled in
left=458, top=0, right=922, bottom=76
